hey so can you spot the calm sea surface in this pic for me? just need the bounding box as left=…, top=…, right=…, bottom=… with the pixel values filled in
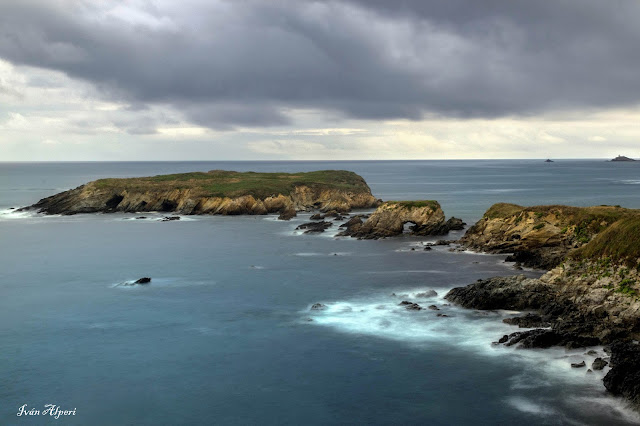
left=1, top=160, right=640, bottom=425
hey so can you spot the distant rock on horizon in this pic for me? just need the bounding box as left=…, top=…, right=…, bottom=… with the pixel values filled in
left=611, top=155, right=636, bottom=162
left=545, top=159, right=554, bottom=163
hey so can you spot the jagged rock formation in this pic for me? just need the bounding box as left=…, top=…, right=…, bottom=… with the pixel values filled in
left=337, top=201, right=464, bottom=239
left=460, top=203, right=635, bottom=269
left=446, top=255, right=640, bottom=407
left=21, top=170, right=380, bottom=219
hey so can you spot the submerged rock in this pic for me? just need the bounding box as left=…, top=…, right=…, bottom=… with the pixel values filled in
left=161, top=216, right=180, bottom=221
left=310, top=303, right=326, bottom=310
left=415, top=290, right=438, bottom=298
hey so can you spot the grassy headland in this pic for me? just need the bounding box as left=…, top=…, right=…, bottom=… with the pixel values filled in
left=93, top=170, right=371, bottom=199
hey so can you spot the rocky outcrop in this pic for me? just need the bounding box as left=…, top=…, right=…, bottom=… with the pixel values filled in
left=296, top=221, right=333, bottom=234
left=337, top=201, right=464, bottom=239
left=603, top=342, right=640, bottom=406
left=446, top=261, right=640, bottom=408
left=21, top=170, right=380, bottom=219
left=460, top=204, right=633, bottom=269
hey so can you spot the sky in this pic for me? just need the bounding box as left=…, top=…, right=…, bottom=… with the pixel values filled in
left=1, top=0, right=639, bottom=161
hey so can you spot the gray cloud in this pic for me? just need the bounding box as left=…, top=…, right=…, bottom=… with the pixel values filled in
left=1, top=0, right=639, bottom=128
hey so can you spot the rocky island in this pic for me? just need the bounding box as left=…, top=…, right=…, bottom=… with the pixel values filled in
left=611, top=155, right=636, bottom=162
left=337, top=200, right=464, bottom=239
left=448, top=203, right=640, bottom=408
left=22, top=170, right=381, bottom=220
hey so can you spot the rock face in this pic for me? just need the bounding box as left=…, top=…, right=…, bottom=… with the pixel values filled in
left=603, top=342, right=640, bottom=406
left=337, top=201, right=464, bottom=239
left=460, top=203, right=632, bottom=269
left=21, top=170, right=380, bottom=219
left=446, top=262, right=640, bottom=407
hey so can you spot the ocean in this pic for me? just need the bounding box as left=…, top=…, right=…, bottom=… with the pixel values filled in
left=1, top=160, right=640, bottom=425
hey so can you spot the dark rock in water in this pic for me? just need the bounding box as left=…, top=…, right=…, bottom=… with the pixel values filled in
left=9, top=207, right=15, bottom=210
left=336, top=215, right=365, bottom=235
left=603, top=342, right=640, bottom=406
left=278, top=208, right=296, bottom=221
left=498, top=335, right=509, bottom=344
left=423, top=246, right=432, bottom=251
left=296, top=221, right=333, bottom=233
left=136, top=216, right=147, bottom=219
left=437, top=313, right=449, bottom=317
left=399, top=301, right=422, bottom=311
left=134, top=277, right=151, bottom=284
left=611, top=155, right=636, bottom=162
left=587, top=369, right=593, bottom=374
left=503, top=313, right=550, bottom=328
left=592, top=357, right=608, bottom=371
left=585, top=350, right=598, bottom=356
left=161, top=216, right=180, bottom=221
left=445, top=217, right=466, bottom=231
left=445, top=275, right=554, bottom=311
left=545, top=159, right=554, bottom=163
left=310, top=303, right=326, bottom=310
left=310, top=213, right=323, bottom=220
left=571, top=361, right=586, bottom=368
left=428, top=305, right=439, bottom=311
left=410, top=247, right=415, bottom=251
left=436, top=239, right=454, bottom=245
left=415, top=290, right=438, bottom=298
left=504, top=329, right=598, bottom=349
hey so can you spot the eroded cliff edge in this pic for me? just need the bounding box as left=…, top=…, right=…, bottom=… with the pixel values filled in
left=337, top=201, right=464, bottom=239
left=22, top=170, right=381, bottom=219
left=460, top=203, right=636, bottom=269
left=449, top=206, right=640, bottom=408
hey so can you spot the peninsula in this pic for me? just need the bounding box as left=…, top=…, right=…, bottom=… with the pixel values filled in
left=448, top=203, right=640, bottom=408
left=22, top=170, right=381, bottom=219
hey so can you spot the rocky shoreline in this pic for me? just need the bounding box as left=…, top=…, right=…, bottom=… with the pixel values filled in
left=446, top=203, right=640, bottom=410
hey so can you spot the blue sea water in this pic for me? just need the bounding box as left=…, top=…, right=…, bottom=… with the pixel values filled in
left=1, top=160, right=640, bottom=425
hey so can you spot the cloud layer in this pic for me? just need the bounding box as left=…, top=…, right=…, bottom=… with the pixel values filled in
left=2, top=0, right=640, bottom=130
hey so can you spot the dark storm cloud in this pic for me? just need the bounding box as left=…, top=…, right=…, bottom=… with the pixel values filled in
left=1, top=0, right=639, bottom=128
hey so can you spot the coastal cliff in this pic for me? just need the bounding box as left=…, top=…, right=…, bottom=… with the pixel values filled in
left=23, top=170, right=380, bottom=219
left=337, top=201, right=464, bottom=239
left=448, top=210, right=640, bottom=408
left=460, top=203, right=634, bottom=269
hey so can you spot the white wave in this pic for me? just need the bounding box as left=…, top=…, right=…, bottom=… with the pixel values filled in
left=564, top=395, right=640, bottom=424
left=620, top=180, right=640, bottom=185
left=293, top=252, right=353, bottom=257
left=0, top=208, right=41, bottom=220
left=303, top=289, right=635, bottom=420
left=364, top=270, right=447, bottom=274
left=506, top=396, right=557, bottom=416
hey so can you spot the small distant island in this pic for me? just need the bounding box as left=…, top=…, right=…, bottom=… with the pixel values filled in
left=611, top=155, right=636, bottom=162
left=544, top=159, right=554, bottom=163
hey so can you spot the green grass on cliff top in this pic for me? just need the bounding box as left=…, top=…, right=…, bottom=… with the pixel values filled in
left=484, top=202, right=633, bottom=224
left=571, top=216, right=640, bottom=265
left=484, top=203, right=640, bottom=264
left=384, top=200, right=440, bottom=210
left=93, top=170, right=371, bottom=199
